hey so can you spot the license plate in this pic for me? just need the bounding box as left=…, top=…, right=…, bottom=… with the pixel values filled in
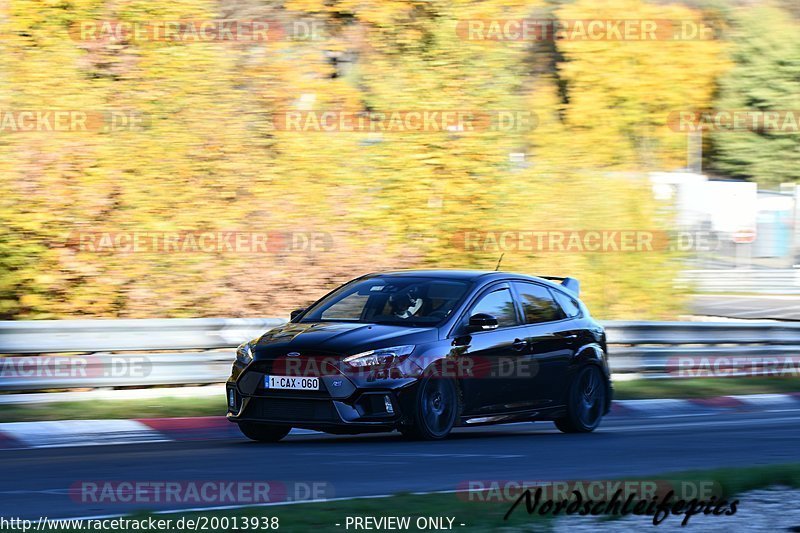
left=264, top=375, right=319, bottom=391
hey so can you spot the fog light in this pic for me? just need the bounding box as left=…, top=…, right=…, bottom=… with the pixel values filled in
left=228, top=389, right=236, bottom=408
left=384, top=395, right=394, bottom=414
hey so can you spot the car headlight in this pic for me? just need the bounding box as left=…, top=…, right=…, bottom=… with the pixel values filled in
left=236, top=342, right=254, bottom=365
left=343, top=345, right=415, bottom=368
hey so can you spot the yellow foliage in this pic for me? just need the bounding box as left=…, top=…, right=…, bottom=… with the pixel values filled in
left=0, top=0, right=731, bottom=319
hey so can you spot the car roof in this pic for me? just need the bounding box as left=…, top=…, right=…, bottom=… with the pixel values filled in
left=366, top=270, right=567, bottom=291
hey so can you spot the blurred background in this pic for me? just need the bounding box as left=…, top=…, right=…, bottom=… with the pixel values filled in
left=2, top=0, right=798, bottom=323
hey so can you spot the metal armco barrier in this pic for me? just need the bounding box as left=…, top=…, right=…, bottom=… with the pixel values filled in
left=1, top=318, right=798, bottom=392
left=0, top=317, right=285, bottom=354
left=604, top=321, right=800, bottom=378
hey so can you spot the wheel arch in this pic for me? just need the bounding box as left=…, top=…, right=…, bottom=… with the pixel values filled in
left=572, top=343, right=612, bottom=414
left=573, top=342, right=610, bottom=378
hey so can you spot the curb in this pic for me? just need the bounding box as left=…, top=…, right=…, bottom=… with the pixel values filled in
left=136, top=416, right=240, bottom=442
left=0, top=393, right=798, bottom=450
left=612, top=392, right=800, bottom=418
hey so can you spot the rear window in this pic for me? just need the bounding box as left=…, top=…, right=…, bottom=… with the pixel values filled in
left=552, top=290, right=581, bottom=318
left=513, top=282, right=565, bottom=324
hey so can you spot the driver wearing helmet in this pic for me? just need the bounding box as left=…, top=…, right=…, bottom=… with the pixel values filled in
left=389, top=287, right=424, bottom=319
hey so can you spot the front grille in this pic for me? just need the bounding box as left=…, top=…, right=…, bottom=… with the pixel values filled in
left=251, top=349, right=344, bottom=378
left=245, top=397, right=340, bottom=422
left=250, top=354, right=342, bottom=377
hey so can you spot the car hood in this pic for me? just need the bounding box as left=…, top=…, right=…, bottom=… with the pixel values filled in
left=252, top=321, right=437, bottom=358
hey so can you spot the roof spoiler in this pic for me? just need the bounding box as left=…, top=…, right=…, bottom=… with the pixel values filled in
left=539, top=276, right=580, bottom=296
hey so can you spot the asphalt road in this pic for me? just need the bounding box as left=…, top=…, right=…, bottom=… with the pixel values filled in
left=691, top=294, right=800, bottom=320
left=1, top=410, right=799, bottom=520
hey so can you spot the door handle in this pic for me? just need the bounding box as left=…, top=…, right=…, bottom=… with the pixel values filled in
left=559, top=333, right=577, bottom=340
left=511, top=339, right=527, bottom=351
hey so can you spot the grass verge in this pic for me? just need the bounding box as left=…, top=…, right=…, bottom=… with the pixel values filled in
left=0, top=395, right=225, bottom=423
left=613, top=376, right=800, bottom=400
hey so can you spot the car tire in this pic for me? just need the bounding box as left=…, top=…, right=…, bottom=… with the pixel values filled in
left=554, top=365, right=607, bottom=433
left=237, top=422, right=291, bottom=442
left=401, top=373, right=460, bottom=440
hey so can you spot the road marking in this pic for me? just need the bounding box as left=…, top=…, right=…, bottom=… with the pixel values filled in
left=378, top=452, right=525, bottom=458
left=695, top=294, right=800, bottom=301
left=298, top=452, right=524, bottom=459
left=598, top=414, right=800, bottom=432
left=322, top=460, right=411, bottom=465
left=733, top=305, right=800, bottom=317
left=637, top=412, right=721, bottom=419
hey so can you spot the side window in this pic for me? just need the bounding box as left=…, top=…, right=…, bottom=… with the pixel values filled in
left=552, top=290, right=581, bottom=318
left=469, top=288, right=519, bottom=328
left=513, top=282, right=565, bottom=324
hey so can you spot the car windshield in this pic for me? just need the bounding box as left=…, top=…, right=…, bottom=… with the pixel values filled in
left=300, top=277, right=472, bottom=327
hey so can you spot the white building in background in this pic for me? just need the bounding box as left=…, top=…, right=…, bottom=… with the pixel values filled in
left=649, top=172, right=798, bottom=267
left=649, top=172, right=757, bottom=234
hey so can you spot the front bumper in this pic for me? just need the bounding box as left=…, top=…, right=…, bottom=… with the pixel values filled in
left=226, top=363, right=419, bottom=433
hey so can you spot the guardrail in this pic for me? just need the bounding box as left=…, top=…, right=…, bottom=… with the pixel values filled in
left=0, top=318, right=797, bottom=392
left=678, top=269, right=800, bottom=294
left=0, top=317, right=285, bottom=354
left=604, top=321, right=800, bottom=377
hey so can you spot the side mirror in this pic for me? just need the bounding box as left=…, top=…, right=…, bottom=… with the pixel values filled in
left=468, top=313, right=498, bottom=332
left=290, top=308, right=305, bottom=321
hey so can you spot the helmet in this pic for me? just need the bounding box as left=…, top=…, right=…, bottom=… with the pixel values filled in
left=389, top=286, right=423, bottom=319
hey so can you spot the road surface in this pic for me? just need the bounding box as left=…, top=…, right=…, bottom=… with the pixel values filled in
left=0, top=409, right=798, bottom=520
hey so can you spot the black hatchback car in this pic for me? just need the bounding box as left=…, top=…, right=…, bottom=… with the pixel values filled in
left=227, top=270, right=611, bottom=441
